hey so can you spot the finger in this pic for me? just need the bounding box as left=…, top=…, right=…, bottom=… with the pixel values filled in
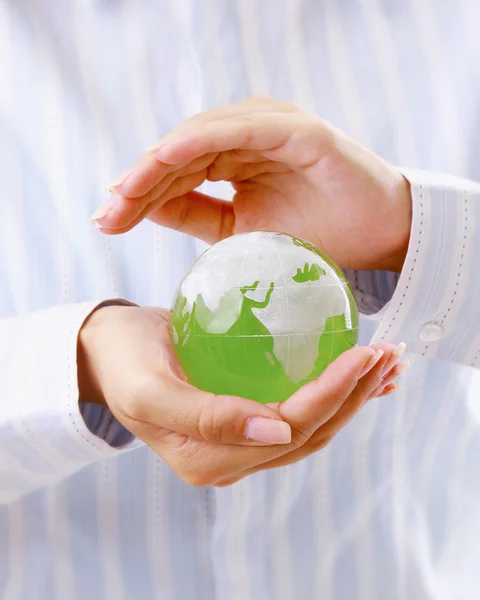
left=108, top=153, right=172, bottom=199
left=123, top=375, right=295, bottom=448
left=207, top=156, right=289, bottom=183
left=148, top=190, right=235, bottom=244
left=99, top=153, right=286, bottom=235
left=211, top=346, right=392, bottom=481
left=367, top=360, right=410, bottom=401
left=96, top=170, right=214, bottom=235
left=276, top=345, right=387, bottom=441
left=92, top=153, right=218, bottom=231
left=164, top=97, right=296, bottom=132
left=381, top=359, right=410, bottom=387
left=150, top=113, right=331, bottom=169
left=115, top=151, right=218, bottom=202
left=380, top=342, right=407, bottom=377
left=377, top=382, right=401, bottom=397
left=144, top=346, right=390, bottom=486
left=304, top=344, right=395, bottom=436
left=214, top=343, right=401, bottom=486
left=107, top=98, right=298, bottom=200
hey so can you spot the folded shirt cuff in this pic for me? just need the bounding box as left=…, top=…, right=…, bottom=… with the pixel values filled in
left=347, top=169, right=480, bottom=368
left=76, top=299, right=143, bottom=451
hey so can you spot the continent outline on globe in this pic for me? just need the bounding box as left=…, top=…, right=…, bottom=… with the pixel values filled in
left=170, top=231, right=359, bottom=404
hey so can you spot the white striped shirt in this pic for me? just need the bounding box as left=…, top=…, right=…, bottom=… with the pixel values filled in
left=1, top=1, right=480, bottom=598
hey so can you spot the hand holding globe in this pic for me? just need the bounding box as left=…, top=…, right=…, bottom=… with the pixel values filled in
left=79, top=304, right=404, bottom=486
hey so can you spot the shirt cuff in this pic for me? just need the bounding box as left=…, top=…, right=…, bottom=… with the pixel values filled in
left=80, top=402, right=136, bottom=448
left=364, top=169, right=480, bottom=368
left=76, top=299, right=143, bottom=451
left=20, top=300, right=142, bottom=461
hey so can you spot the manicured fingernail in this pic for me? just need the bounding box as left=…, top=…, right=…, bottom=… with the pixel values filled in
left=90, top=192, right=123, bottom=224
left=152, top=144, right=169, bottom=160
left=382, top=382, right=402, bottom=396
left=359, top=349, right=384, bottom=378
left=369, top=381, right=401, bottom=402
left=381, top=360, right=410, bottom=388
left=382, top=358, right=411, bottom=382
left=396, top=359, right=410, bottom=376
left=244, top=417, right=291, bottom=444
left=381, top=342, right=407, bottom=376
left=108, top=167, right=135, bottom=191
left=90, top=196, right=117, bottom=222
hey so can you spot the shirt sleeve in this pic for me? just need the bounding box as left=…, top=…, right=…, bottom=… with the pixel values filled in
left=0, top=301, right=142, bottom=505
left=344, top=169, right=480, bottom=369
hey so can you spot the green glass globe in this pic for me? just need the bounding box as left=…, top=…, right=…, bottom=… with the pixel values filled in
left=169, top=232, right=359, bottom=404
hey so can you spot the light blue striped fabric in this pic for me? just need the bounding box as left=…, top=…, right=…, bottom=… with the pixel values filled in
left=1, top=1, right=480, bottom=599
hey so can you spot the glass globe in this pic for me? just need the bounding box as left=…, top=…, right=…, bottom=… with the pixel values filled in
left=170, top=232, right=359, bottom=404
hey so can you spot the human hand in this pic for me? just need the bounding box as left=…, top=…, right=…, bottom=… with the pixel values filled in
left=91, top=97, right=412, bottom=272
left=77, top=305, right=407, bottom=486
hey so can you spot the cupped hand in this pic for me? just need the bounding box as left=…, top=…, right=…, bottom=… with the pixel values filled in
left=91, top=97, right=412, bottom=272
left=77, top=305, right=407, bottom=486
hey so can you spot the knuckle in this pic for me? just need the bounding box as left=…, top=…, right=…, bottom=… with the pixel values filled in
left=289, top=428, right=310, bottom=450
left=196, top=398, right=227, bottom=443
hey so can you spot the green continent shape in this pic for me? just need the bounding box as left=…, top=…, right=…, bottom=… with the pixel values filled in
left=170, top=281, right=358, bottom=404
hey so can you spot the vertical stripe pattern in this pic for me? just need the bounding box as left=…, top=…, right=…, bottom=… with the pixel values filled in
left=1, top=1, right=480, bottom=599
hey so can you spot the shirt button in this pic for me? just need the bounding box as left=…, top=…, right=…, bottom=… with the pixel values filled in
left=419, top=322, right=444, bottom=342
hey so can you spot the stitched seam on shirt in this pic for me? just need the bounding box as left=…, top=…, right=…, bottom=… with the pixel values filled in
left=423, top=189, right=469, bottom=356
left=19, top=315, right=66, bottom=471
left=380, top=184, right=424, bottom=340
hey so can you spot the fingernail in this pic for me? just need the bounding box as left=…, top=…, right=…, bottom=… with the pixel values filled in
left=378, top=382, right=402, bottom=398
left=381, top=342, right=407, bottom=377
left=90, top=195, right=118, bottom=223
left=359, top=349, right=384, bottom=378
left=108, top=167, right=135, bottom=191
left=244, top=417, right=291, bottom=444
left=152, top=144, right=169, bottom=160
left=395, top=359, right=410, bottom=376
left=383, top=382, right=402, bottom=396
left=382, top=358, right=411, bottom=382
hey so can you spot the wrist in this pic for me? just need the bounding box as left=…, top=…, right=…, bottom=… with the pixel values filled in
left=77, top=305, right=123, bottom=406
left=380, top=174, right=412, bottom=273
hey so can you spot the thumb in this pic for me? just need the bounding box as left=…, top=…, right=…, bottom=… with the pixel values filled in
left=122, top=376, right=293, bottom=447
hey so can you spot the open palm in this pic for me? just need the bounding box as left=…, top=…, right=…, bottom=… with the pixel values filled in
left=94, top=98, right=411, bottom=272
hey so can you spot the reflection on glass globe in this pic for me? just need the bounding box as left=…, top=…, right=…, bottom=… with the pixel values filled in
left=169, top=231, right=359, bottom=404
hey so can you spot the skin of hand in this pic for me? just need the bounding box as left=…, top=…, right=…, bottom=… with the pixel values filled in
left=91, top=96, right=412, bottom=273
left=77, top=305, right=407, bottom=487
